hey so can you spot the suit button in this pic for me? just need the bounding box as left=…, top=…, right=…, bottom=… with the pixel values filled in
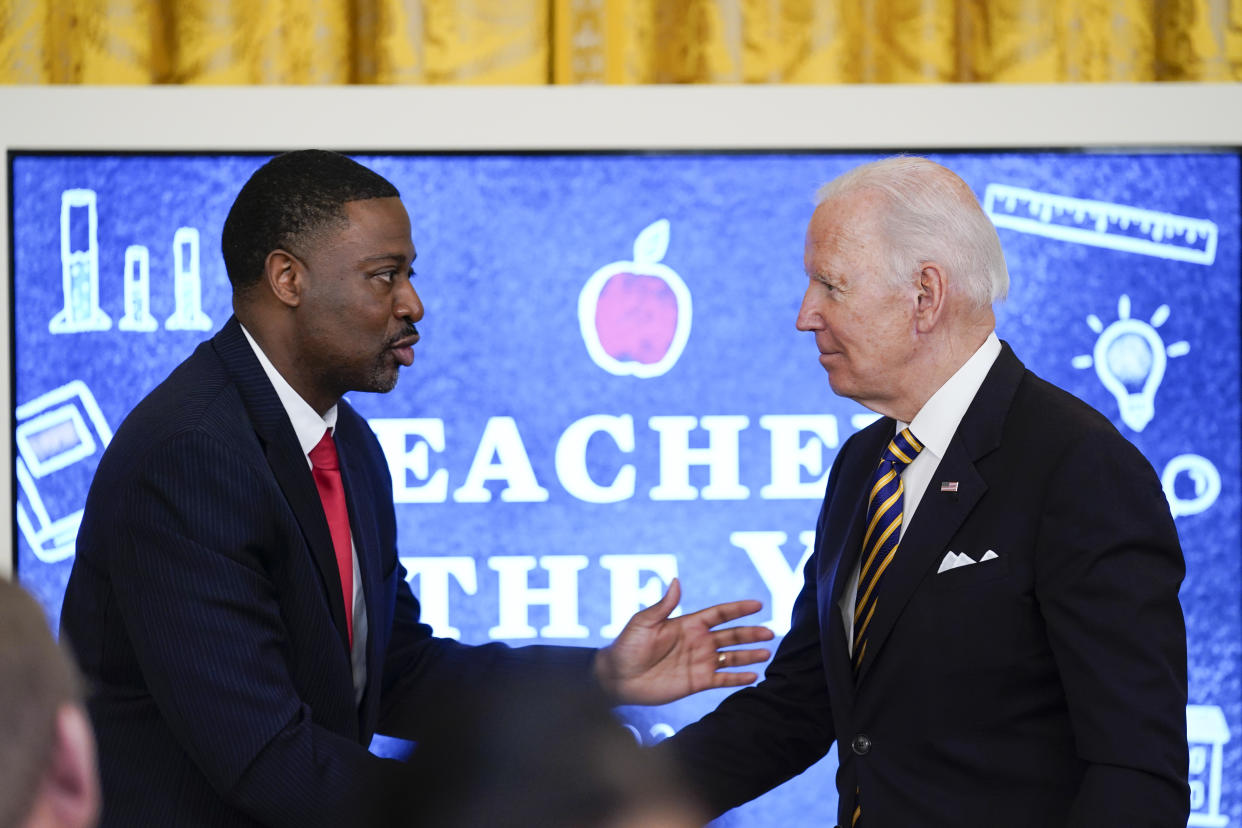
left=851, top=734, right=871, bottom=755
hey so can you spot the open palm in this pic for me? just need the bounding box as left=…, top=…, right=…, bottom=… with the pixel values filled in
left=594, top=578, right=775, bottom=706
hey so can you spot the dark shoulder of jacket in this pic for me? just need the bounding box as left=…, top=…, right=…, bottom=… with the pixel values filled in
left=99, top=338, right=253, bottom=470
left=1009, top=368, right=1155, bottom=473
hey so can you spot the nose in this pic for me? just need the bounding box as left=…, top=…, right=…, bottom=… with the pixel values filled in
left=795, top=285, right=819, bottom=332
left=394, top=275, right=424, bottom=323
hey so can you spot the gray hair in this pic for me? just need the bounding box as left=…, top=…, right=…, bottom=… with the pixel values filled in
left=815, top=156, right=1009, bottom=308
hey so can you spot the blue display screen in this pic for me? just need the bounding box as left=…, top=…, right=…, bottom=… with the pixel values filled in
left=10, top=151, right=1240, bottom=826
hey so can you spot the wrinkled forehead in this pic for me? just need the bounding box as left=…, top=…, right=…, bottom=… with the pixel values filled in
left=805, top=190, right=887, bottom=254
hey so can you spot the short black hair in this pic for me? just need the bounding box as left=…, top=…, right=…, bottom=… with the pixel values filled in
left=221, top=149, right=399, bottom=293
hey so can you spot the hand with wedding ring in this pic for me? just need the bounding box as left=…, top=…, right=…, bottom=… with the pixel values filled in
left=592, top=578, right=774, bottom=706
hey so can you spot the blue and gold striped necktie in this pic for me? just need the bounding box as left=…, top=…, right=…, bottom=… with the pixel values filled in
left=853, top=427, right=923, bottom=675
left=851, top=427, right=923, bottom=828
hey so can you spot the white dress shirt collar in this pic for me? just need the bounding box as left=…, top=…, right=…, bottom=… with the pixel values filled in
left=901, top=332, right=1002, bottom=457
left=240, top=324, right=338, bottom=455
left=240, top=324, right=369, bottom=699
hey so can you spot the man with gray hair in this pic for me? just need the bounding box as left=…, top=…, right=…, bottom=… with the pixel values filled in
left=666, top=156, right=1189, bottom=827
left=0, top=579, right=99, bottom=828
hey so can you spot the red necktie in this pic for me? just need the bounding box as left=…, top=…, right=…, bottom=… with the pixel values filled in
left=309, top=429, right=353, bottom=646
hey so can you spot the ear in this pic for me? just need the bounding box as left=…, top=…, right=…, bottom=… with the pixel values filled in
left=43, top=705, right=100, bottom=828
left=264, top=249, right=304, bottom=309
left=913, top=262, right=947, bottom=333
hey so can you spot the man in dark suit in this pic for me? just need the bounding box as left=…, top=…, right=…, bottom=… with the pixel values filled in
left=60, top=150, right=772, bottom=828
left=665, top=157, right=1189, bottom=827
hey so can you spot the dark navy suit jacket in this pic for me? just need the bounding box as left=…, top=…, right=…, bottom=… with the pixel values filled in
left=61, top=317, right=594, bottom=827
left=667, top=343, right=1189, bottom=827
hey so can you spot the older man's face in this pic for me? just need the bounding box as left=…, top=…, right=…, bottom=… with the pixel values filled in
left=796, top=191, right=920, bottom=416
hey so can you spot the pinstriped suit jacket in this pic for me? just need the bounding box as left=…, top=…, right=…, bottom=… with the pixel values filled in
left=62, top=317, right=594, bottom=827
left=666, top=342, right=1189, bottom=828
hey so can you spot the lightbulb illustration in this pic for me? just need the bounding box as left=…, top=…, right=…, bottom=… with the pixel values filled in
left=1071, top=295, right=1189, bottom=432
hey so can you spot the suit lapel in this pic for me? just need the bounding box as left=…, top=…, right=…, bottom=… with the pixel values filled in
left=852, top=343, right=1026, bottom=686
left=827, top=422, right=892, bottom=611
left=334, top=414, right=384, bottom=724
left=212, top=317, right=352, bottom=652
left=820, top=420, right=893, bottom=704
left=337, top=427, right=379, bottom=624
left=852, top=442, right=986, bottom=685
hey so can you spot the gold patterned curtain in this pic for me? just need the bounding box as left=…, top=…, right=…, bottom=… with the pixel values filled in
left=2, top=0, right=1240, bottom=83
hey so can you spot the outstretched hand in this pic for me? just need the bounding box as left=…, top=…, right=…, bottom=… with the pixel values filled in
left=592, top=578, right=775, bottom=706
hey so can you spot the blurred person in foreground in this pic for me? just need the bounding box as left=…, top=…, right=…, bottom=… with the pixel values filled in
left=404, top=675, right=704, bottom=828
left=0, top=578, right=99, bottom=828
left=664, top=156, right=1189, bottom=828
left=60, top=150, right=773, bottom=828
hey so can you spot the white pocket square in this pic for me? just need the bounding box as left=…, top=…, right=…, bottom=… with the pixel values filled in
left=937, top=549, right=998, bottom=574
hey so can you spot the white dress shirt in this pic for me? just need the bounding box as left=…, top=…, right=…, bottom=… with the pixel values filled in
left=241, top=325, right=369, bottom=703
left=841, top=332, right=1002, bottom=653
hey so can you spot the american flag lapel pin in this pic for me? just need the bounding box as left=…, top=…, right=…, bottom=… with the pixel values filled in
left=940, top=481, right=959, bottom=492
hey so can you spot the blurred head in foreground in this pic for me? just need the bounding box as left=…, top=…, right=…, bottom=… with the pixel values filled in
left=0, top=579, right=98, bottom=828
left=403, top=677, right=704, bottom=828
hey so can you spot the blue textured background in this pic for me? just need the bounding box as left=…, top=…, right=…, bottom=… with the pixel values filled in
left=11, top=151, right=1240, bottom=826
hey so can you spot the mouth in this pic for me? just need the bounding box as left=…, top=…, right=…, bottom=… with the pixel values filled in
left=816, top=347, right=841, bottom=368
left=388, top=327, right=420, bottom=367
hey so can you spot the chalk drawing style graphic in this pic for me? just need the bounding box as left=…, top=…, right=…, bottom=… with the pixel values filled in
left=1188, top=705, right=1231, bottom=827
left=622, top=722, right=676, bottom=745
left=1071, top=295, right=1190, bottom=432
left=578, top=219, right=691, bottom=378
left=984, top=184, right=1218, bottom=266
left=118, top=245, right=158, bottom=332
left=15, top=381, right=113, bottom=563
left=1162, top=455, right=1222, bottom=519
left=50, top=189, right=113, bottom=333
left=165, top=227, right=213, bottom=331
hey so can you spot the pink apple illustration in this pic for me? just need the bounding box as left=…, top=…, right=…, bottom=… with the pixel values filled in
left=578, top=219, right=692, bottom=378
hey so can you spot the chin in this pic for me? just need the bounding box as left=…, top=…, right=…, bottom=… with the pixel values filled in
left=825, top=374, right=853, bottom=398
left=360, top=367, right=401, bottom=396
